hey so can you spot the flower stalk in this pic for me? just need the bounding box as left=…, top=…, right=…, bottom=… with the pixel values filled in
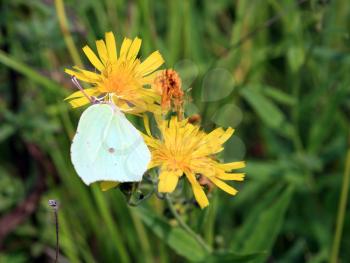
left=165, top=194, right=213, bottom=254
left=330, top=136, right=350, bottom=263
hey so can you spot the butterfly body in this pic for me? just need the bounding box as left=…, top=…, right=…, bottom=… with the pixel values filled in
left=71, top=103, right=150, bottom=185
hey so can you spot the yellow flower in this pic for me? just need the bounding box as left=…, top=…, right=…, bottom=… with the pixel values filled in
left=65, top=32, right=164, bottom=114
left=142, top=116, right=245, bottom=208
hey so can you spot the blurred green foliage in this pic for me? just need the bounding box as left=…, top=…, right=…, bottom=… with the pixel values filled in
left=0, top=0, right=350, bottom=262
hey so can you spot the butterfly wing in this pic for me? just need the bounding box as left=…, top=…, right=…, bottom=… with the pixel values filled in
left=71, top=104, right=151, bottom=185
left=90, top=106, right=151, bottom=182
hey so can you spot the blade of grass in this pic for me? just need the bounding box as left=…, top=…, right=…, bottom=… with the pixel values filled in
left=91, top=186, right=130, bottom=263
left=55, top=0, right=83, bottom=67
left=330, top=137, right=350, bottom=263
left=129, top=208, right=154, bottom=263
left=57, top=210, right=80, bottom=263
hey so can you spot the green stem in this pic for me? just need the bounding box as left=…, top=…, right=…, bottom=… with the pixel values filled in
left=204, top=191, right=217, bottom=246
left=330, top=144, right=350, bottom=263
left=54, top=0, right=83, bottom=67
left=165, top=195, right=212, bottom=254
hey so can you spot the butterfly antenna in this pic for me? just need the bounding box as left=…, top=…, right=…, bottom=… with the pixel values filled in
left=48, top=200, right=59, bottom=263
left=71, top=76, right=94, bottom=103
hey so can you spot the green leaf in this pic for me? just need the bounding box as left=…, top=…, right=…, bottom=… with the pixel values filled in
left=135, top=206, right=206, bottom=262
left=307, top=82, right=349, bottom=153
left=0, top=169, right=24, bottom=212
left=0, top=124, right=15, bottom=142
left=231, top=184, right=294, bottom=263
left=167, top=1, right=183, bottom=65
left=241, top=87, right=285, bottom=129
left=263, top=87, right=296, bottom=106
left=0, top=253, right=27, bottom=263
left=287, top=46, right=305, bottom=72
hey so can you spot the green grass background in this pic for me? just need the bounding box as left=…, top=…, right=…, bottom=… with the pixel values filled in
left=1, top=0, right=350, bottom=262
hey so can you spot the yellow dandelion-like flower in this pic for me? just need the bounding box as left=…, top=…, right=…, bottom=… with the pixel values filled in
left=142, top=116, right=245, bottom=208
left=65, top=32, right=164, bottom=114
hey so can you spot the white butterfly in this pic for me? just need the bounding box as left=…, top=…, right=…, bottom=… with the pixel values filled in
left=70, top=77, right=151, bottom=185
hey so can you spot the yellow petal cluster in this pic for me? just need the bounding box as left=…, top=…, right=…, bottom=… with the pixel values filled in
left=142, top=117, right=245, bottom=208
left=65, top=32, right=164, bottom=114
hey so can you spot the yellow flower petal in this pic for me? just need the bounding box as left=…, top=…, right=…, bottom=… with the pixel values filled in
left=100, top=181, right=120, bottom=191
left=105, top=31, right=117, bottom=63
left=65, top=68, right=92, bottom=83
left=72, top=66, right=102, bottom=82
left=205, top=127, right=233, bottom=145
left=119, top=38, right=132, bottom=59
left=158, top=169, right=182, bottom=193
left=142, top=135, right=162, bottom=149
left=69, top=96, right=91, bottom=108
left=185, top=172, right=209, bottom=209
left=195, top=127, right=234, bottom=155
left=138, top=51, right=164, bottom=76
left=216, top=172, right=245, bottom=181
left=218, top=161, right=246, bottom=171
left=127, top=38, right=142, bottom=61
left=143, top=114, right=152, bottom=136
left=96, top=39, right=108, bottom=65
left=209, top=177, right=238, bottom=195
left=219, top=127, right=234, bottom=144
left=64, top=88, right=99, bottom=100
left=141, top=70, right=162, bottom=85
left=82, top=45, right=104, bottom=71
left=147, top=161, right=159, bottom=170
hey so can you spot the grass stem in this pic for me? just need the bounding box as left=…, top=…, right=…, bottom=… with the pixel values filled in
left=55, top=0, right=83, bottom=67
left=165, top=194, right=212, bottom=254
left=330, top=141, right=350, bottom=263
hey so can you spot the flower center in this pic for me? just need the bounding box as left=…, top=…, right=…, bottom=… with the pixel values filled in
left=102, top=71, right=129, bottom=93
left=100, top=61, right=139, bottom=95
